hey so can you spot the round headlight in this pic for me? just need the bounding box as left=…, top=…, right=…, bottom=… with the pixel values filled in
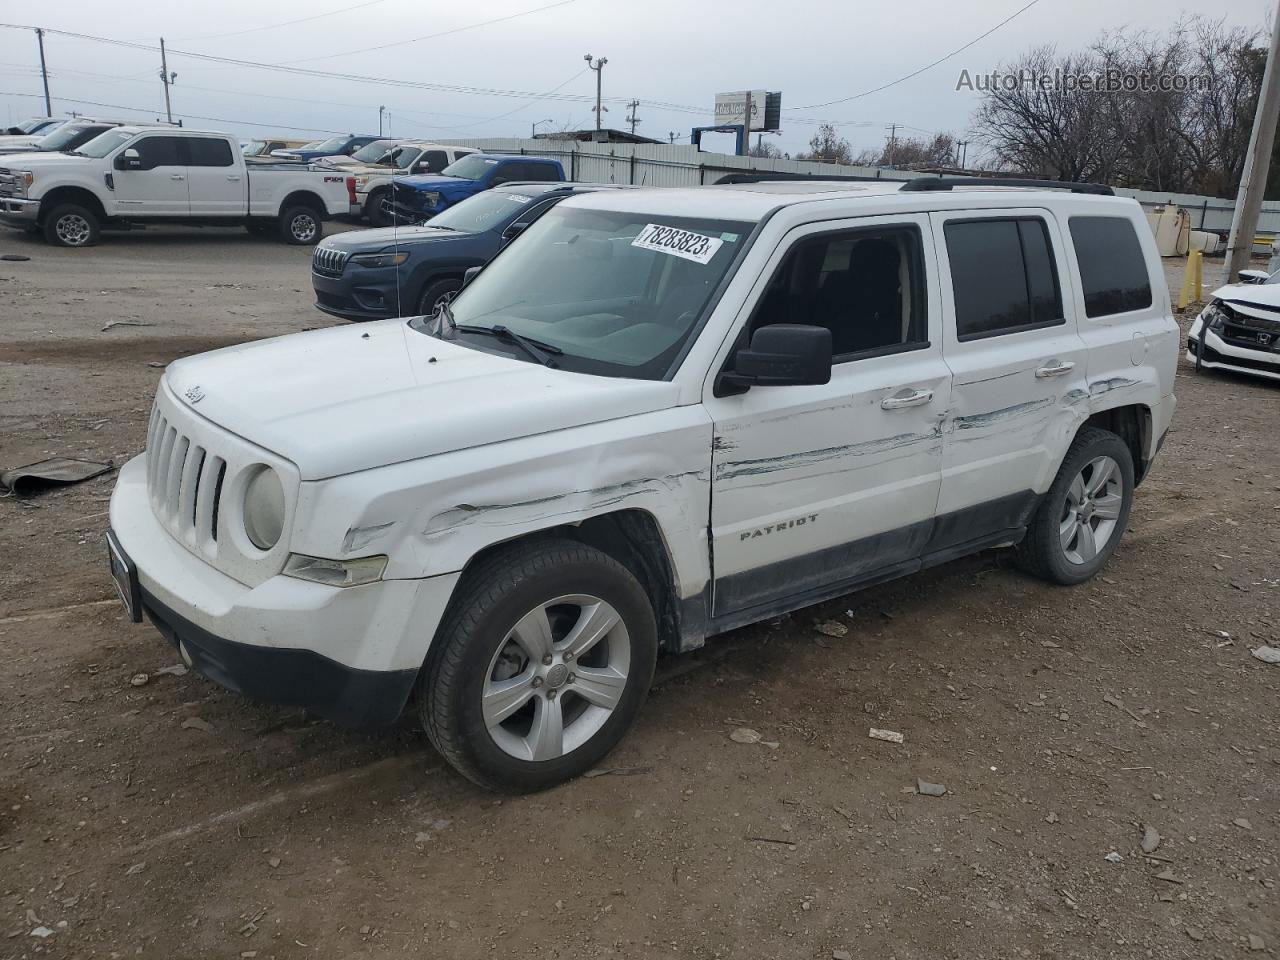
left=243, top=466, right=285, bottom=551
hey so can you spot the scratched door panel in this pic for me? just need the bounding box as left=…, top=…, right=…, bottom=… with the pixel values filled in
left=704, top=213, right=950, bottom=621
left=931, top=209, right=1090, bottom=518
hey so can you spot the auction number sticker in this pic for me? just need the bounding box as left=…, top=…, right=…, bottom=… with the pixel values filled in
left=631, top=223, right=723, bottom=264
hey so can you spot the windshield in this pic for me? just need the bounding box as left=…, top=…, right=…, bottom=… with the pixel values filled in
left=242, top=140, right=265, bottom=155
left=39, top=124, right=97, bottom=151
left=28, top=119, right=63, bottom=134
left=440, top=154, right=498, bottom=181
left=311, top=137, right=348, bottom=152
left=421, top=205, right=752, bottom=380
left=429, top=190, right=549, bottom=234
left=77, top=129, right=135, bottom=158
left=350, top=140, right=395, bottom=162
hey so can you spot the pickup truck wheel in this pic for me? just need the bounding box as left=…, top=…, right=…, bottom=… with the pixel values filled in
left=416, top=278, right=461, bottom=317
left=1016, top=426, right=1134, bottom=585
left=364, top=189, right=391, bottom=227
left=420, top=538, right=657, bottom=793
left=279, top=205, right=321, bottom=245
left=43, top=203, right=100, bottom=248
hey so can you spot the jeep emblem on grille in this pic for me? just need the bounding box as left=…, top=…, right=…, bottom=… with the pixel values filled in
left=183, top=385, right=205, bottom=405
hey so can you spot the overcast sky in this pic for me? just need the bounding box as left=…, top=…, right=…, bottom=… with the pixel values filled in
left=0, top=0, right=1272, bottom=157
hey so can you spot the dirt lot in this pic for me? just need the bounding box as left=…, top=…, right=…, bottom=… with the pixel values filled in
left=1, top=227, right=1277, bottom=960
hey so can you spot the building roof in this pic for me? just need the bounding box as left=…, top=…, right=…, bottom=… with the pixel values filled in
left=532, top=128, right=664, bottom=145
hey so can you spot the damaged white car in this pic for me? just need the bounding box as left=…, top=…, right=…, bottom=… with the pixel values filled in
left=1188, top=269, right=1280, bottom=381
left=108, top=177, right=1178, bottom=792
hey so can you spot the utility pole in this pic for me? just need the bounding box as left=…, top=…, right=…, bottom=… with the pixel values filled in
left=378, top=105, right=385, bottom=136
left=584, top=54, right=607, bottom=131
left=956, top=140, right=969, bottom=169
left=531, top=118, right=553, bottom=138
left=886, top=123, right=897, bottom=167
left=158, top=37, right=175, bottom=124
left=669, top=131, right=676, bottom=144
left=1227, top=0, right=1280, bottom=282
left=625, top=99, right=640, bottom=136
left=35, top=28, right=51, bottom=116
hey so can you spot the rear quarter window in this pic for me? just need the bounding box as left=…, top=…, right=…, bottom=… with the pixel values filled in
left=1069, top=216, right=1153, bottom=318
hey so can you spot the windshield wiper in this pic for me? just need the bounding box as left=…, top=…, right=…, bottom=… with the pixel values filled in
left=452, top=320, right=561, bottom=367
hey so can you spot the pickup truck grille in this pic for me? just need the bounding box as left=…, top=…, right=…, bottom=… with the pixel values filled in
left=147, top=407, right=226, bottom=547
left=312, top=246, right=349, bottom=276
left=0, top=168, right=23, bottom=198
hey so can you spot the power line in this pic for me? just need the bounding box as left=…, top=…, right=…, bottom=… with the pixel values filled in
left=174, top=0, right=393, bottom=42
left=282, top=0, right=580, bottom=64
left=790, top=0, right=1042, bottom=110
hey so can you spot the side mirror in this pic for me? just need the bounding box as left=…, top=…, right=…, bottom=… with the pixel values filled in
left=724, top=325, right=832, bottom=389
left=115, top=147, right=141, bottom=171
left=501, top=221, right=529, bottom=242
left=462, top=265, right=483, bottom=288
left=1238, top=269, right=1269, bottom=284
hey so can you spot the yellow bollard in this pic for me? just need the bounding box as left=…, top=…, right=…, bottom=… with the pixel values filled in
left=1178, top=249, right=1203, bottom=310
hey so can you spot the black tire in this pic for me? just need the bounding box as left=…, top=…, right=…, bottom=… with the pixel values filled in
left=1016, top=425, right=1135, bottom=585
left=416, top=277, right=462, bottom=317
left=42, top=203, right=100, bottom=248
left=364, top=189, right=391, bottom=227
left=278, top=204, right=322, bottom=245
left=419, top=537, right=658, bottom=793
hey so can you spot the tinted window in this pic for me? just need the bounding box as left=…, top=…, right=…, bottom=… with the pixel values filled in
left=1069, top=216, right=1153, bottom=317
left=751, top=225, right=928, bottom=359
left=186, top=138, right=234, bottom=167
left=422, top=150, right=449, bottom=172
left=521, top=162, right=561, bottom=182
left=945, top=217, right=1064, bottom=340
left=133, top=136, right=185, bottom=168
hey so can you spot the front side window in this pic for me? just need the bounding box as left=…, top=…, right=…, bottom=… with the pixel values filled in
left=945, top=217, right=1064, bottom=340
left=133, top=136, right=185, bottom=168
left=422, top=149, right=449, bottom=172
left=1069, top=216, right=1154, bottom=317
left=749, top=224, right=928, bottom=360
left=186, top=138, right=234, bottom=167
left=417, top=205, right=751, bottom=380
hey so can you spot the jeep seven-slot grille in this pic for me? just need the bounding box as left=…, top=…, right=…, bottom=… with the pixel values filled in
left=312, top=246, right=349, bottom=276
left=146, top=409, right=226, bottom=544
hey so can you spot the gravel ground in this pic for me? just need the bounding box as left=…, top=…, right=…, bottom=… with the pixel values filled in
left=0, top=228, right=1277, bottom=960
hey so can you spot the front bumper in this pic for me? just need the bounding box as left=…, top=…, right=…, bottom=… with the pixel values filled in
left=311, top=267, right=404, bottom=321
left=1187, top=323, right=1280, bottom=382
left=0, top=196, right=39, bottom=225
left=108, top=454, right=459, bottom=727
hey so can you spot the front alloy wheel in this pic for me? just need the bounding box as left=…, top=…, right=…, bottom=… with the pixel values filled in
left=420, top=538, right=657, bottom=792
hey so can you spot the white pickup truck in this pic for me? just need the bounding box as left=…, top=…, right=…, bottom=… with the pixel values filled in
left=318, top=140, right=480, bottom=225
left=0, top=126, right=353, bottom=246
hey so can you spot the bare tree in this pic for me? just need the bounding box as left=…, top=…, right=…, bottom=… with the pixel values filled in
left=748, top=139, right=783, bottom=159
left=872, top=132, right=958, bottom=168
left=795, top=123, right=853, bottom=164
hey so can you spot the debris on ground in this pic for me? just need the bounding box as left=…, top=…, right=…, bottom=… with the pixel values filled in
left=1104, top=851, right=1124, bottom=863
left=1233, top=817, right=1252, bottom=830
left=129, top=673, right=149, bottom=687
left=181, top=717, right=213, bottom=733
left=729, top=727, right=762, bottom=744
left=1046, top=811, right=1060, bottom=824
left=868, top=728, right=904, bottom=744
left=1141, top=824, right=1161, bottom=854
left=1, top=254, right=31, bottom=262
left=916, top=779, right=947, bottom=797
left=125, top=862, right=146, bottom=876
left=832, top=951, right=852, bottom=960
left=1250, top=644, right=1280, bottom=665
left=582, top=765, right=655, bottom=778
left=815, top=621, right=848, bottom=638
left=1155, top=868, right=1183, bottom=884
left=1249, top=934, right=1266, bottom=952
left=30, top=926, right=52, bottom=938
left=154, top=663, right=188, bottom=677
left=101, top=319, right=154, bottom=332
left=0, top=457, right=113, bottom=496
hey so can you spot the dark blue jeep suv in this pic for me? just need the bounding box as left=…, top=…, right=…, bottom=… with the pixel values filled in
left=311, top=182, right=626, bottom=322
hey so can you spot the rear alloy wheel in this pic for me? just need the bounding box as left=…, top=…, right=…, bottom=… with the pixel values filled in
left=279, top=205, right=321, bottom=245
left=43, top=203, right=100, bottom=248
left=420, top=538, right=657, bottom=793
left=1016, top=425, right=1135, bottom=585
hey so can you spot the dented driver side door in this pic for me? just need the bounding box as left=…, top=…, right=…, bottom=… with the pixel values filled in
left=705, top=214, right=951, bottom=623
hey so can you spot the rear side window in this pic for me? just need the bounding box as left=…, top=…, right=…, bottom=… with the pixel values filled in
left=945, top=217, right=1064, bottom=341
left=1069, top=216, right=1153, bottom=317
left=186, top=138, right=234, bottom=167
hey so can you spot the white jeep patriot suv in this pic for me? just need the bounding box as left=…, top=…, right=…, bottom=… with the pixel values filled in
left=107, top=177, right=1177, bottom=792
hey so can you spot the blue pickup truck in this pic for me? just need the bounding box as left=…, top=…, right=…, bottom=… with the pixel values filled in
left=389, top=154, right=565, bottom=222
left=272, top=134, right=382, bottom=162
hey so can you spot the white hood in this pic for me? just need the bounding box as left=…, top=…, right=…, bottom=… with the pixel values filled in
left=1211, top=279, right=1280, bottom=311
left=164, top=319, right=680, bottom=480
left=0, top=150, right=92, bottom=169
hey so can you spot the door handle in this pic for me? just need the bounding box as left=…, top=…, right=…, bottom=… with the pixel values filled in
left=880, top=387, right=934, bottom=410
left=226, top=175, right=242, bottom=181
left=1035, top=360, right=1076, bottom=378
left=170, top=174, right=185, bottom=181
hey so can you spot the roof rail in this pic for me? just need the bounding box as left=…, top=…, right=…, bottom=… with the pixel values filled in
left=899, top=176, right=1114, bottom=196
left=715, top=172, right=886, bottom=185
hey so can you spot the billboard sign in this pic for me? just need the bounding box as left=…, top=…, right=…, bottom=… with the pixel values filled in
left=714, top=90, right=779, bottom=132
